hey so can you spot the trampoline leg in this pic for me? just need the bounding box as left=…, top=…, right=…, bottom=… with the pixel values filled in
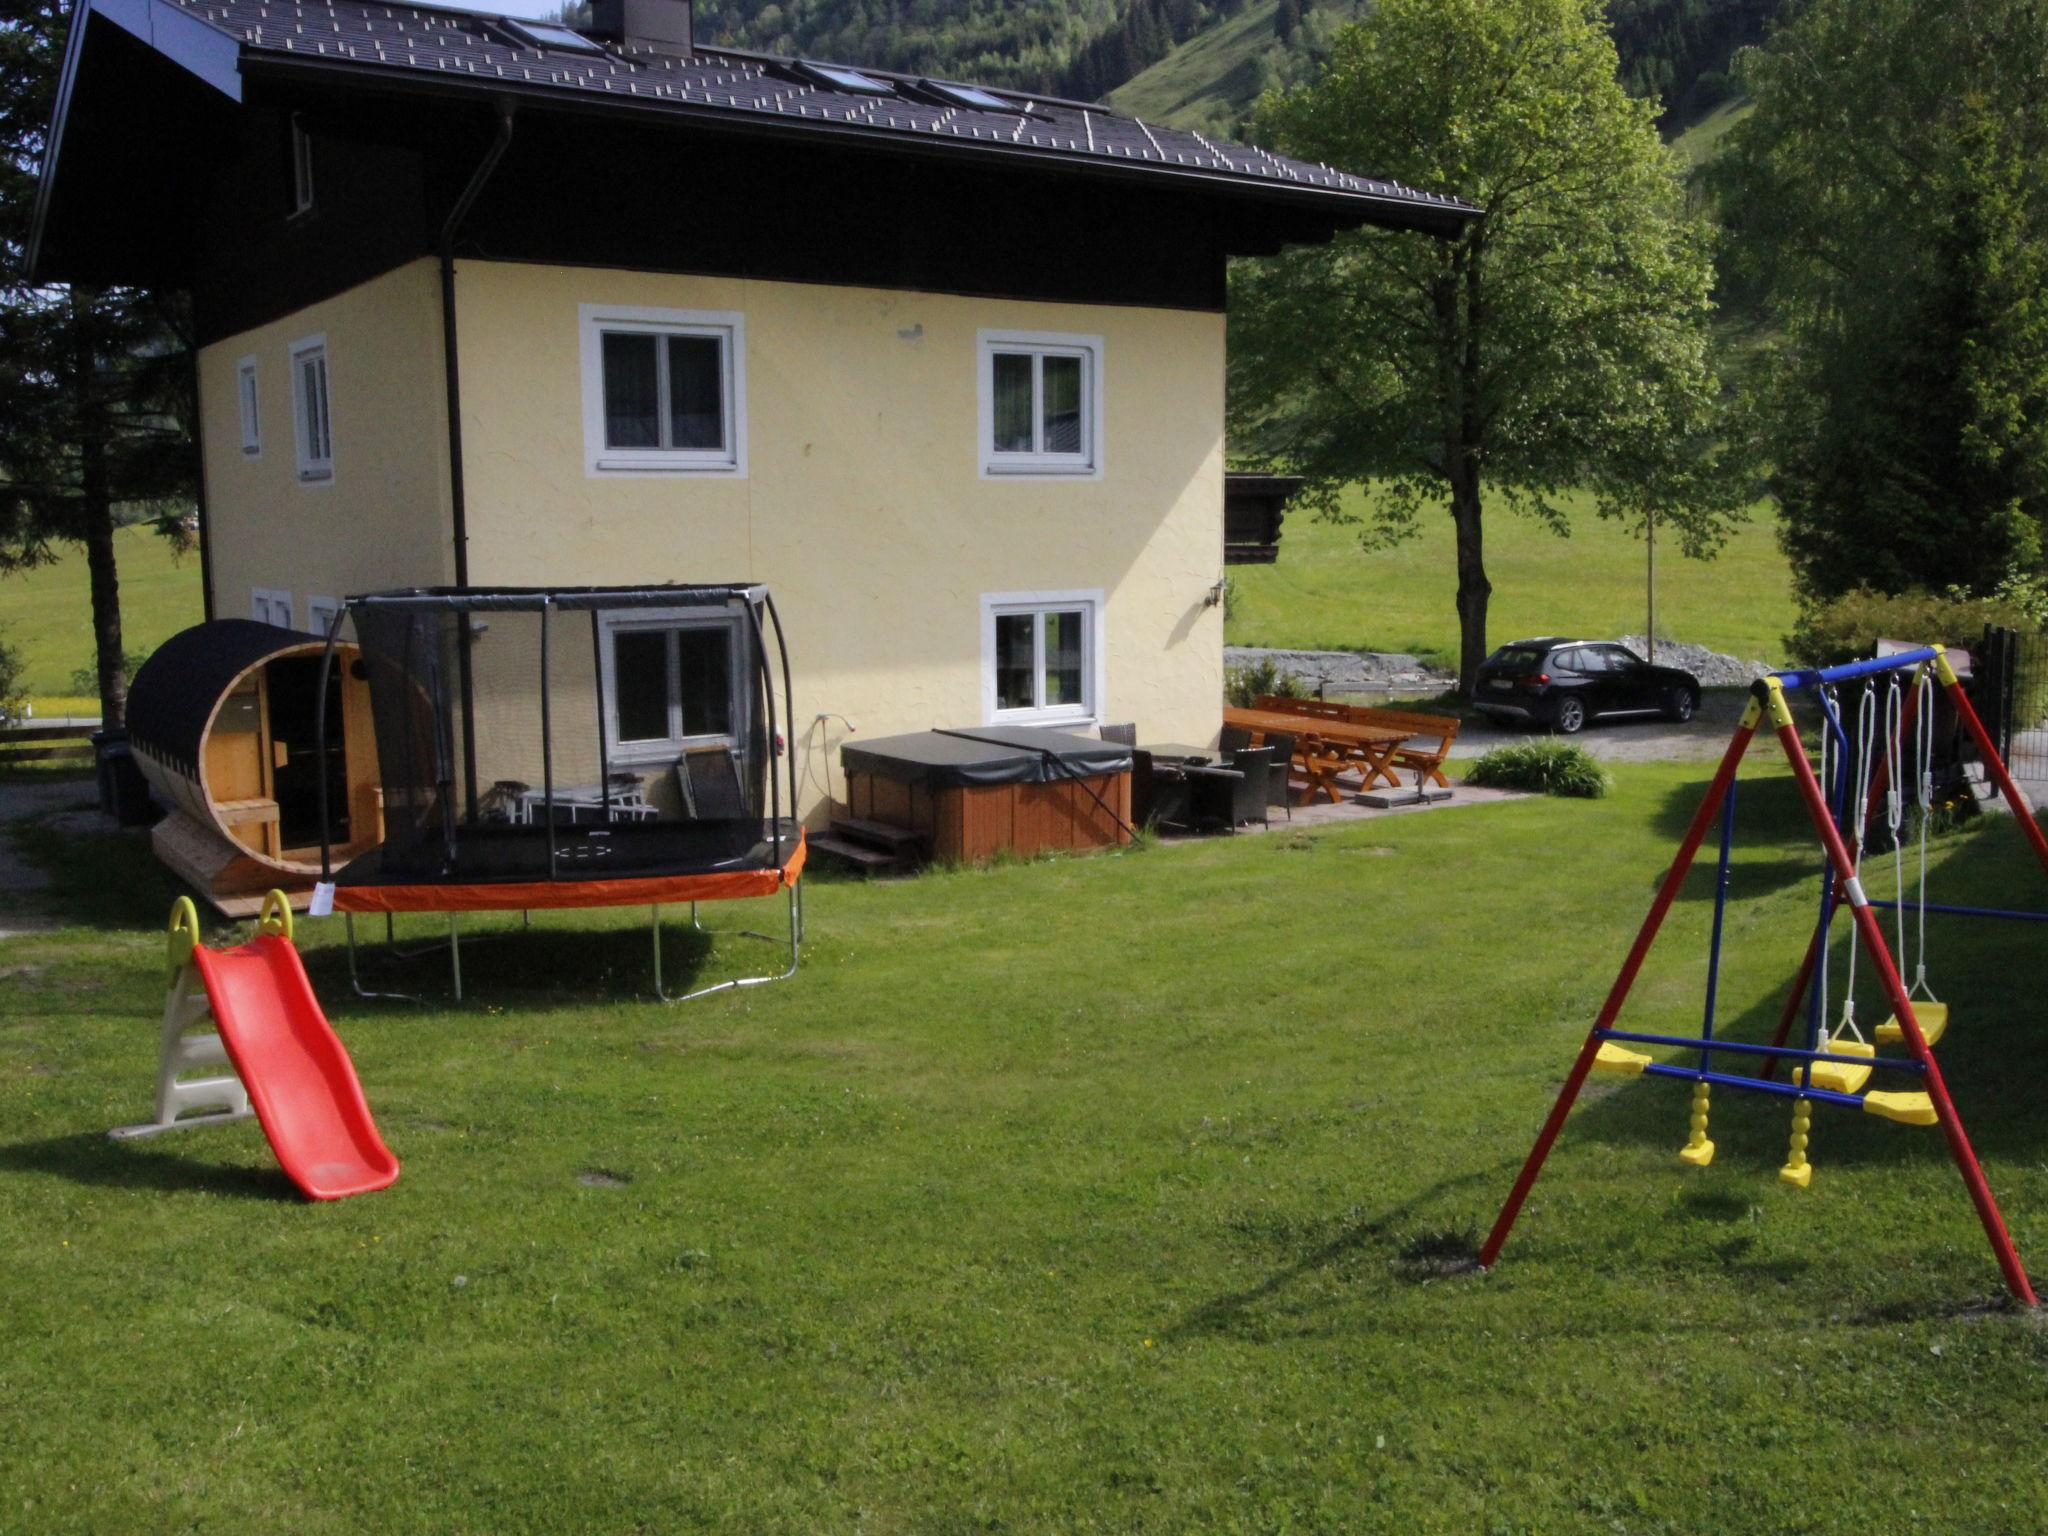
left=655, top=884, right=802, bottom=1004
left=651, top=905, right=664, bottom=996
left=384, top=913, right=395, bottom=944
left=345, top=912, right=425, bottom=1004
left=449, top=913, right=463, bottom=1002
left=522, top=909, right=531, bottom=930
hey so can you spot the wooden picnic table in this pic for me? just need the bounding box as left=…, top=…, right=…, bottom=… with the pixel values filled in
left=1222, top=706, right=1410, bottom=804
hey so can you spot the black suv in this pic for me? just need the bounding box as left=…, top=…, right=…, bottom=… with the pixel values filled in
left=1474, top=639, right=1701, bottom=734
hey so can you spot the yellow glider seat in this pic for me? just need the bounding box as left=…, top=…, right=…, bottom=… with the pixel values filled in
left=1789, top=1038, right=1874, bottom=1096
left=1863, top=1090, right=1939, bottom=1126
left=1875, top=1001, right=1950, bottom=1049
left=1593, top=1042, right=1651, bottom=1075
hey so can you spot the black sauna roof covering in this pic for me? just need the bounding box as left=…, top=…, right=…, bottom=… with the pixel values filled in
left=843, top=727, right=1133, bottom=790
left=127, top=618, right=327, bottom=780
left=111, top=0, right=1475, bottom=234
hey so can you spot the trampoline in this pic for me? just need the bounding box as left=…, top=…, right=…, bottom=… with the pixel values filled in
left=312, top=585, right=803, bottom=1002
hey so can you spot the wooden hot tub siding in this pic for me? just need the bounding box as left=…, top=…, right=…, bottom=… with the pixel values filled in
left=846, top=770, right=1131, bottom=864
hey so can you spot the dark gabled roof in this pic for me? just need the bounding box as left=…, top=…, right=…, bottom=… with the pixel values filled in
left=31, top=0, right=1475, bottom=277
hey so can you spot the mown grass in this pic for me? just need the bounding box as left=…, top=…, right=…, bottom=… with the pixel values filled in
left=0, top=524, right=205, bottom=712
left=1227, top=486, right=1796, bottom=669
left=4, top=754, right=2047, bottom=1532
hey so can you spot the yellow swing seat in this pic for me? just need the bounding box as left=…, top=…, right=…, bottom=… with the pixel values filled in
left=1790, top=1037, right=1874, bottom=1096
left=1875, top=1001, right=1949, bottom=1049
left=1593, top=1041, right=1651, bottom=1075
left=1863, top=1090, right=1939, bottom=1126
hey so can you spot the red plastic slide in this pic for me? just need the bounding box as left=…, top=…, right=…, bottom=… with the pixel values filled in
left=193, top=930, right=400, bottom=1200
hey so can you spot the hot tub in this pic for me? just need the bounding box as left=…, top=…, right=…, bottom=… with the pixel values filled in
left=840, top=726, right=1132, bottom=863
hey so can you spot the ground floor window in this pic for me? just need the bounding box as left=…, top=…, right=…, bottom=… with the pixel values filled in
left=251, top=587, right=293, bottom=628
left=981, top=590, right=1102, bottom=726
left=601, top=612, right=740, bottom=761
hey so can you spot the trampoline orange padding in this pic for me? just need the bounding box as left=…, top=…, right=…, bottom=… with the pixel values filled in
left=332, top=832, right=806, bottom=914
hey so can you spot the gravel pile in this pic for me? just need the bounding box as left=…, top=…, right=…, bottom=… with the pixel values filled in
left=1225, top=646, right=1454, bottom=696
left=1614, top=636, right=1776, bottom=688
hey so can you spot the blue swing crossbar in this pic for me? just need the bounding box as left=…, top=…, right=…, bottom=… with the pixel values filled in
left=1639, top=1061, right=1871, bottom=1110
left=1868, top=897, right=2048, bottom=924
left=1598, top=1028, right=1924, bottom=1073
left=1769, top=648, right=1941, bottom=692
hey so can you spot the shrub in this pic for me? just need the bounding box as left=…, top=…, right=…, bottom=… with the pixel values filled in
left=1785, top=587, right=2036, bottom=668
left=70, top=650, right=149, bottom=698
left=1223, top=657, right=1308, bottom=708
left=0, top=629, right=26, bottom=721
left=1465, top=739, right=1612, bottom=798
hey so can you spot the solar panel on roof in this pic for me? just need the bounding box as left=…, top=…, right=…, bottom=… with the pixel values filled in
left=501, top=18, right=603, bottom=53
left=792, top=59, right=894, bottom=95
left=917, top=78, right=1013, bottom=112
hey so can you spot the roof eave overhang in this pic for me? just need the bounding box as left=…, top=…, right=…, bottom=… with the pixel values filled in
left=28, top=0, right=244, bottom=280
left=235, top=50, right=1479, bottom=242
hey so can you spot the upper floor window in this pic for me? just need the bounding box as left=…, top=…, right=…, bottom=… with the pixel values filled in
left=236, top=356, right=261, bottom=456
left=580, top=304, right=746, bottom=477
left=289, top=113, right=315, bottom=217
left=979, top=330, right=1102, bottom=478
left=289, top=334, right=332, bottom=484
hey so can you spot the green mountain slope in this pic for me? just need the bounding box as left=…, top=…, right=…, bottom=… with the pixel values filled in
left=1105, top=0, right=1280, bottom=136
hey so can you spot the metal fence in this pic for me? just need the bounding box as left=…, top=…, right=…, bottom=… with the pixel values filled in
left=1977, top=625, right=2048, bottom=785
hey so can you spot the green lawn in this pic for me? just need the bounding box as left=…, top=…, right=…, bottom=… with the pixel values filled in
left=5, top=756, right=2047, bottom=1531
left=1228, top=487, right=1797, bottom=667
left=0, top=524, right=205, bottom=713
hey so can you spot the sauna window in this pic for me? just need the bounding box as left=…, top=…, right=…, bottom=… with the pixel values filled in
left=580, top=304, right=746, bottom=476
left=601, top=612, right=739, bottom=762
left=979, top=330, right=1101, bottom=477
left=983, top=592, right=1100, bottom=725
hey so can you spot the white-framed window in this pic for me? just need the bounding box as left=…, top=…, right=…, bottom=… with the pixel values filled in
left=289, top=113, right=315, bottom=217
left=236, top=355, right=261, bottom=457
left=978, top=330, right=1103, bottom=478
left=307, top=595, right=341, bottom=638
left=598, top=608, right=744, bottom=764
left=579, top=304, right=746, bottom=477
left=981, top=589, right=1104, bottom=726
left=251, top=588, right=294, bottom=628
left=289, top=334, right=332, bottom=484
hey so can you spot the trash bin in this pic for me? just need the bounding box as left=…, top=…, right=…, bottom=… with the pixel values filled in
left=91, top=729, right=158, bottom=827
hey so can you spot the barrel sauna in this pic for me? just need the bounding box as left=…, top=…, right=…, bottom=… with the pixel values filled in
left=127, top=620, right=382, bottom=914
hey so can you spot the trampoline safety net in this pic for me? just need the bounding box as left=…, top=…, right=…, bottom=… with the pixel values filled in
left=318, top=586, right=798, bottom=887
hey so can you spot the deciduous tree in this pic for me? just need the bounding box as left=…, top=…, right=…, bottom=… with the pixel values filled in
left=1230, top=0, right=1740, bottom=692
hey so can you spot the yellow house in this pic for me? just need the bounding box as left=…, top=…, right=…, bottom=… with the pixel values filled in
left=32, top=0, right=1473, bottom=828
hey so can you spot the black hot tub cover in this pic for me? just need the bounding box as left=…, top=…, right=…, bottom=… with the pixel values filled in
left=841, top=727, right=1132, bottom=790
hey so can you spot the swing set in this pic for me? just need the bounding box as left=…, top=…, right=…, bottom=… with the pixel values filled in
left=1480, top=645, right=2048, bottom=1305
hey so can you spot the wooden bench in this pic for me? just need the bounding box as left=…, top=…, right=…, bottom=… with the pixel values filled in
left=1253, top=697, right=1460, bottom=790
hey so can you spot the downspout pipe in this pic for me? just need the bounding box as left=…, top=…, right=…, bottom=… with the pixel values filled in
left=440, top=100, right=515, bottom=588
left=440, top=101, right=515, bottom=822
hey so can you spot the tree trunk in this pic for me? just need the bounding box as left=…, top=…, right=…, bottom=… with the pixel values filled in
left=1450, top=457, right=1490, bottom=696
left=71, top=291, right=126, bottom=730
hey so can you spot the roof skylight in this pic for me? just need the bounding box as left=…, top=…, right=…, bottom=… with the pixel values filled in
left=792, top=60, right=895, bottom=95
left=501, top=19, right=605, bottom=53
left=917, top=79, right=1014, bottom=112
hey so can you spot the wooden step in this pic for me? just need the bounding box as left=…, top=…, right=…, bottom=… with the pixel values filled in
left=810, top=833, right=909, bottom=872
left=830, top=816, right=928, bottom=852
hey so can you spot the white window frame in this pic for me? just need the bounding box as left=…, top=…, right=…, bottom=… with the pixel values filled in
left=978, top=329, right=1104, bottom=480
left=307, top=595, right=342, bottom=638
left=289, top=113, right=315, bottom=217
left=251, top=588, right=294, bottom=629
left=597, top=606, right=748, bottom=766
left=236, top=355, right=261, bottom=457
left=288, top=334, right=333, bottom=485
left=980, top=588, right=1105, bottom=726
left=579, top=304, right=747, bottom=478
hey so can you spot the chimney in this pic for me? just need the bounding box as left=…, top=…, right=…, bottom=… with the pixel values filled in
left=590, top=0, right=692, bottom=54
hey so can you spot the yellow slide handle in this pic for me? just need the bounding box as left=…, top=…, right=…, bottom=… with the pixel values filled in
left=166, top=896, right=201, bottom=984
left=258, top=888, right=295, bottom=943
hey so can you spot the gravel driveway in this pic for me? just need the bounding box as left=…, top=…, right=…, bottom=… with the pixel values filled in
left=1446, top=687, right=1756, bottom=763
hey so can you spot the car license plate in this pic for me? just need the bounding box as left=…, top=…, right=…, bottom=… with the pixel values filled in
left=1488, top=678, right=1513, bottom=690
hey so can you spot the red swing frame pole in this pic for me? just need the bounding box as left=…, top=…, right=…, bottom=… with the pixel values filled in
left=1767, top=679, right=2037, bottom=1306
left=1477, top=702, right=1760, bottom=1272
left=1761, top=669, right=1926, bottom=1077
